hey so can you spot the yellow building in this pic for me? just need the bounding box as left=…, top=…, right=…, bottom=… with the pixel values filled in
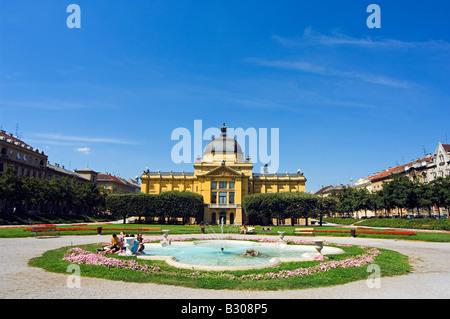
left=140, top=124, right=306, bottom=225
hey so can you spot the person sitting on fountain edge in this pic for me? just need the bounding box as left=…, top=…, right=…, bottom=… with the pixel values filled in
left=134, top=233, right=145, bottom=255
left=98, top=234, right=121, bottom=254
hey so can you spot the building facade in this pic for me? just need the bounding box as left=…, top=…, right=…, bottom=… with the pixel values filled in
left=140, top=124, right=306, bottom=225
left=0, top=130, right=48, bottom=179
left=1, top=130, right=101, bottom=184
left=97, top=173, right=141, bottom=194
left=345, top=141, right=450, bottom=218
left=424, top=141, right=450, bottom=183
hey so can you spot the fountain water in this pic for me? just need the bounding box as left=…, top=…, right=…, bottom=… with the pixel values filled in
left=201, top=218, right=240, bottom=252
left=276, top=231, right=288, bottom=249
left=161, top=230, right=170, bottom=247
left=217, top=217, right=225, bottom=251
left=314, top=240, right=323, bottom=255
left=139, top=239, right=345, bottom=271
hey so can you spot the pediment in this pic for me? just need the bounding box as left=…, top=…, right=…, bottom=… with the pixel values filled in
left=203, top=165, right=242, bottom=177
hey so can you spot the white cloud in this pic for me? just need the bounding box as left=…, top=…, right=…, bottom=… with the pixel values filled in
left=32, top=133, right=138, bottom=145
left=272, top=27, right=450, bottom=53
left=76, top=147, right=91, bottom=155
left=250, top=58, right=412, bottom=89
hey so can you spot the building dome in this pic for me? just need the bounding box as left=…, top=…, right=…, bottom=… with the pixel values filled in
left=202, top=123, right=245, bottom=163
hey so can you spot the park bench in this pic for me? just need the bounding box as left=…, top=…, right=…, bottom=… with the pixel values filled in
left=421, top=225, right=430, bottom=229
left=239, top=226, right=256, bottom=234
left=294, top=228, right=315, bottom=236
left=141, top=226, right=162, bottom=234
left=246, top=227, right=255, bottom=234
left=31, top=226, right=60, bottom=237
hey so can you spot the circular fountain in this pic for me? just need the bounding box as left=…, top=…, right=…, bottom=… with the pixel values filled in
left=122, top=236, right=137, bottom=256
left=138, top=237, right=345, bottom=271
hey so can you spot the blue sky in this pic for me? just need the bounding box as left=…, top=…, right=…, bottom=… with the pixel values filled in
left=1, top=1, right=449, bottom=192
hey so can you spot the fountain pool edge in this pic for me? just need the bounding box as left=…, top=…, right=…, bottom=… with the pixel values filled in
left=137, top=242, right=345, bottom=271
left=138, top=254, right=285, bottom=271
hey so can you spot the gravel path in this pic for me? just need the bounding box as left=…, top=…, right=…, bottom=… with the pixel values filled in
left=0, top=234, right=449, bottom=299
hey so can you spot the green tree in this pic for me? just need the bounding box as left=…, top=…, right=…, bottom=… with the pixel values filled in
left=106, top=194, right=131, bottom=224
left=355, top=188, right=372, bottom=218
left=432, top=176, right=450, bottom=218
left=243, top=192, right=320, bottom=226
left=369, top=190, right=384, bottom=217
left=0, top=165, right=22, bottom=202
left=242, top=193, right=268, bottom=224
left=335, top=186, right=357, bottom=217
left=176, top=191, right=203, bottom=223
left=383, top=175, right=413, bottom=217
left=291, top=192, right=318, bottom=226
left=128, top=193, right=149, bottom=222
left=415, top=182, right=434, bottom=217
left=315, top=196, right=338, bottom=226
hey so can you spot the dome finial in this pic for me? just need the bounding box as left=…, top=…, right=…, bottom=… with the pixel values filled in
left=220, top=123, right=227, bottom=136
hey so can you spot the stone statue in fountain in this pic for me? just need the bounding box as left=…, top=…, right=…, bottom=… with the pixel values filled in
left=244, top=249, right=260, bottom=257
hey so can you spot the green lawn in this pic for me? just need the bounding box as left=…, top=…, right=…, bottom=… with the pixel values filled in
left=3, top=223, right=450, bottom=242
left=323, top=217, right=450, bottom=230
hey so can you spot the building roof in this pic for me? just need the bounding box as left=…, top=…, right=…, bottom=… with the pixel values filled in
left=147, top=171, right=195, bottom=176
left=0, top=130, right=46, bottom=156
left=368, top=155, right=432, bottom=182
left=253, top=172, right=304, bottom=178
left=202, top=123, right=245, bottom=163
left=97, top=173, right=128, bottom=184
left=75, top=168, right=99, bottom=174
left=0, top=130, right=32, bottom=148
left=314, top=185, right=334, bottom=195
left=46, top=163, right=89, bottom=180
left=97, top=173, right=140, bottom=188
left=443, top=144, right=450, bottom=153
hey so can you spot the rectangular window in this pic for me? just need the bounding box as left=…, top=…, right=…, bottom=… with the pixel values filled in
left=211, top=192, right=217, bottom=204
left=229, top=182, right=235, bottom=189
left=219, top=181, right=227, bottom=189
left=211, top=181, right=217, bottom=190
left=219, top=192, right=227, bottom=204
left=229, top=192, right=235, bottom=204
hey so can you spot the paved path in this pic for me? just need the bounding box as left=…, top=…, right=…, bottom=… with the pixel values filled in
left=0, top=234, right=449, bottom=299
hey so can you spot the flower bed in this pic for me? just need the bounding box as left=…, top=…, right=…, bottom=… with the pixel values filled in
left=62, top=247, right=161, bottom=272
left=24, top=227, right=143, bottom=232
left=215, top=246, right=381, bottom=281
